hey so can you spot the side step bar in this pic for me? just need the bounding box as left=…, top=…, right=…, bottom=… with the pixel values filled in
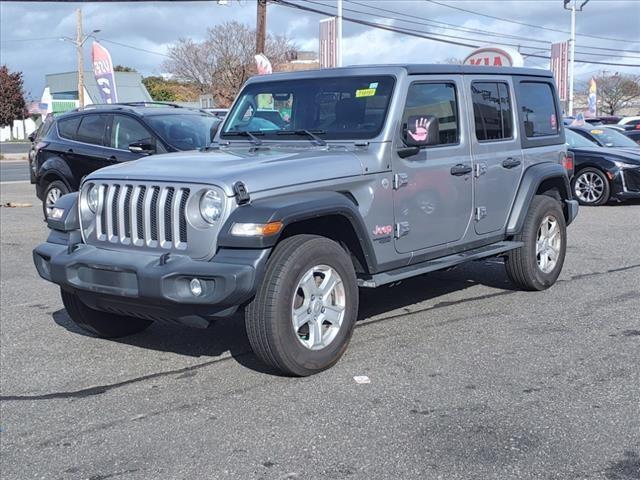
left=358, top=241, right=523, bottom=288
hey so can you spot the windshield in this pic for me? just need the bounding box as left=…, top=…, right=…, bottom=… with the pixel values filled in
left=588, top=127, right=638, bottom=148
left=221, top=76, right=395, bottom=140
left=566, top=129, right=597, bottom=148
left=146, top=114, right=220, bottom=150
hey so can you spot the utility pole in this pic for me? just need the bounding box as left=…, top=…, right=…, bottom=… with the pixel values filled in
left=337, top=0, right=343, bottom=67
left=564, top=0, right=590, bottom=116
left=76, top=8, right=85, bottom=108
left=256, top=0, right=267, bottom=54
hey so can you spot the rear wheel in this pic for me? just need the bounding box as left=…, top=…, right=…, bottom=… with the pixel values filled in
left=61, top=289, right=152, bottom=338
left=571, top=167, right=610, bottom=206
left=245, top=235, right=359, bottom=376
left=505, top=195, right=567, bottom=291
left=42, top=180, right=69, bottom=218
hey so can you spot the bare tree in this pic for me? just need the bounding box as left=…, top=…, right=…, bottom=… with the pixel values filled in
left=588, top=73, right=640, bottom=115
left=163, top=21, right=296, bottom=107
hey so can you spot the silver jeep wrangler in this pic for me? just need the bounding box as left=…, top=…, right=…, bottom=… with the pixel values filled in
left=34, top=65, right=578, bottom=376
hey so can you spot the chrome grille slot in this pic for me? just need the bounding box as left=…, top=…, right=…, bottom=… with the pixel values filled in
left=93, top=182, right=191, bottom=251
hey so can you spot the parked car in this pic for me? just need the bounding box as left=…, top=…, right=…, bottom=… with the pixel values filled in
left=618, top=116, right=640, bottom=130
left=202, top=108, right=229, bottom=120
left=565, top=128, right=640, bottom=205
left=34, top=65, right=578, bottom=376
left=568, top=125, right=640, bottom=153
left=32, top=103, right=221, bottom=217
left=622, top=129, right=640, bottom=145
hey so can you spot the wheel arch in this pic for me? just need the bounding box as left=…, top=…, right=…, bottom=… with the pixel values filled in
left=217, top=191, right=377, bottom=274
left=507, top=162, right=575, bottom=235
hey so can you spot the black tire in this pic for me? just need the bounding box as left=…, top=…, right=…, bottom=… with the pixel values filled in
left=42, top=180, right=70, bottom=219
left=245, top=235, right=359, bottom=376
left=571, top=167, right=610, bottom=206
left=505, top=195, right=567, bottom=291
left=61, top=289, right=152, bottom=338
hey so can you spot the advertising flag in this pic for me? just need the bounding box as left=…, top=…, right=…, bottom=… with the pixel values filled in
left=92, top=41, right=118, bottom=104
left=588, top=77, right=597, bottom=117
left=254, top=54, right=272, bottom=75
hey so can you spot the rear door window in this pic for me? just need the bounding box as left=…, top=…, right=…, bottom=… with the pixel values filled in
left=109, top=115, right=152, bottom=150
left=519, top=82, right=559, bottom=137
left=76, top=115, right=108, bottom=146
left=472, top=82, right=513, bottom=141
left=57, top=116, right=82, bottom=140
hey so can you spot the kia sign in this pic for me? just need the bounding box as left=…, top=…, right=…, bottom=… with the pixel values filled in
left=92, top=42, right=118, bottom=104
left=464, top=47, right=524, bottom=68
left=254, top=53, right=273, bottom=75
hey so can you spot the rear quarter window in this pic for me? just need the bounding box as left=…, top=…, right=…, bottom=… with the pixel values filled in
left=519, top=82, right=559, bottom=138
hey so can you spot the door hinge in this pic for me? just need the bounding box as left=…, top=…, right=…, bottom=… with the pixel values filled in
left=475, top=206, right=487, bottom=221
left=395, top=221, right=410, bottom=238
left=393, top=173, right=409, bottom=190
left=474, top=162, right=487, bottom=178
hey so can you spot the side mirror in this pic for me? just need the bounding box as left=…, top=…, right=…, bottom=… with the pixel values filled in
left=28, top=132, right=37, bottom=142
left=403, top=115, right=440, bottom=147
left=129, top=140, right=156, bottom=155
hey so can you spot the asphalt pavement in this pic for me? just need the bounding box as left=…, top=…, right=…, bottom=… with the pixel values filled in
left=0, top=182, right=639, bottom=480
left=0, top=160, right=30, bottom=183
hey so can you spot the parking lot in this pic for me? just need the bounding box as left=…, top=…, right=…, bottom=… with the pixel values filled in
left=0, top=181, right=638, bottom=479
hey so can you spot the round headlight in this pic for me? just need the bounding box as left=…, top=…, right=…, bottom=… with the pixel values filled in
left=199, top=189, right=223, bottom=224
left=87, top=184, right=99, bottom=213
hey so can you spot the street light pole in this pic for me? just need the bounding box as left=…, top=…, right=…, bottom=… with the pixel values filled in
left=76, top=8, right=85, bottom=108
left=564, top=0, right=590, bottom=116
left=337, top=0, right=343, bottom=67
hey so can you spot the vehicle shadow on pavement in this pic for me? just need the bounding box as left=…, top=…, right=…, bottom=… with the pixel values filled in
left=52, top=260, right=515, bottom=376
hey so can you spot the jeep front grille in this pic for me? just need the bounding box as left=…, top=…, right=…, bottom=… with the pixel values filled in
left=95, top=183, right=191, bottom=250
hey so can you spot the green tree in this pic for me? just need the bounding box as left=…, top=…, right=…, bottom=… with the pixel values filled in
left=0, top=65, right=27, bottom=139
left=113, top=65, right=136, bottom=72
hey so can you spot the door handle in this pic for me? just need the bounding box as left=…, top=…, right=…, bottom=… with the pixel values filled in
left=108, top=156, right=118, bottom=162
left=66, top=148, right=74, bottom=154
left=450, top=164, right=472, bottom=176
left=502, top=158, right=521, bottom=169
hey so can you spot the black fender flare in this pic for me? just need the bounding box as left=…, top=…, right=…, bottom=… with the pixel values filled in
left=507, top=162, right=575, bottom=235
left=39, top=157, right=75, bottom=191
left=217, top=191, right=378, bottom=273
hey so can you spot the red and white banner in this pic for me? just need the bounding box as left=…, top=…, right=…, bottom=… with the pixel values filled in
left=92, top=41, right=118, bottom=104
left=550, top=41, right=569, bottom=102
left=319, top=17, right=337, bottom=69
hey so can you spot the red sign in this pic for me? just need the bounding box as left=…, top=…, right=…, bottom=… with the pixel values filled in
left=463, top=47, right=524, bottom=68
left=550, top=41, right=569, bottom=102
left=92, top=42, right=118, bottom=104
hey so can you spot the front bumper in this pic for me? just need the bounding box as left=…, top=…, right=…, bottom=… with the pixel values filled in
left=33, top=242, right=270, bottom=327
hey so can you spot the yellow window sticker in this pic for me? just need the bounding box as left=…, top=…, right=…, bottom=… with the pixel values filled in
left=590, top=129, right=604, bottom=134
left=355, top=88, right=376, bottom=98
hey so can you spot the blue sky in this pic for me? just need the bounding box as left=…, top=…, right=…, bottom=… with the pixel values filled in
left=1, top=0, right=638, bottom=99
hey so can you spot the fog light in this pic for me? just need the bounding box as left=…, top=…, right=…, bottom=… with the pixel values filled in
left=189, top=278, right=203, bottom=297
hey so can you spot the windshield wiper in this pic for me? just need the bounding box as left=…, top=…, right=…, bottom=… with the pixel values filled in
left=277, top=129, right=327, bottom=146
left=224, top=130, right=264, bottom=146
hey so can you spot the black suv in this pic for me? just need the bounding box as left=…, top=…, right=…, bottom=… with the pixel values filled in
left=31, top=103, right=221, bottom=217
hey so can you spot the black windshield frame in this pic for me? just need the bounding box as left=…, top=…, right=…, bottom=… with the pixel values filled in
left=220, top=75, right=396, bottom=141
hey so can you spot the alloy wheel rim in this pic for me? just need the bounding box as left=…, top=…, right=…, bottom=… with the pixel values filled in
left=536, top=215, right=561, bottom=274
left=45, top=187, right=62, bottom=216
left=574, top=171, right=605, bottom=204
left=291, top=264, right=346, bottom=351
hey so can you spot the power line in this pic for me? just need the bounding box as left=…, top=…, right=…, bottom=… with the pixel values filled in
left=424, top=0, right=638, bottom=44
left=272, top=0, right=639, bottom=68
left=332, top=0, right=640, bottom=60
left=344, top=0, right=640, bottom=56
left=97, top=38, right=170, bottom=58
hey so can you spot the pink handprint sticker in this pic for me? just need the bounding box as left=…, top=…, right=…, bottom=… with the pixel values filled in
left=408, top=117, right=430, bottom=142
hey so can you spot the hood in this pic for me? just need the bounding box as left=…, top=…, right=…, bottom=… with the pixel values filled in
left=570, top=145, right=640, bottom=165
left=87, top=146, right=365, bottom=196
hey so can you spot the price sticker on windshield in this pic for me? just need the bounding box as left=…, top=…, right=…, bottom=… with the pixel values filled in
left=356, top=88, right=376, bottom=98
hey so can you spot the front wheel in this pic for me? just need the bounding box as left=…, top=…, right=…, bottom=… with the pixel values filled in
left=245, top=235, right=359, bottom=376
left=571, top=167, right=610, bottom=206
left=505, top=195, right=567, bottom=291
left=42, top=180, right=69, bottom=219
left=61, top=289, right=152, bottom=338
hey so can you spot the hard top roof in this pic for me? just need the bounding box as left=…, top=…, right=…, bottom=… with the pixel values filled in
left=246, top=64, right=553, bottom=83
